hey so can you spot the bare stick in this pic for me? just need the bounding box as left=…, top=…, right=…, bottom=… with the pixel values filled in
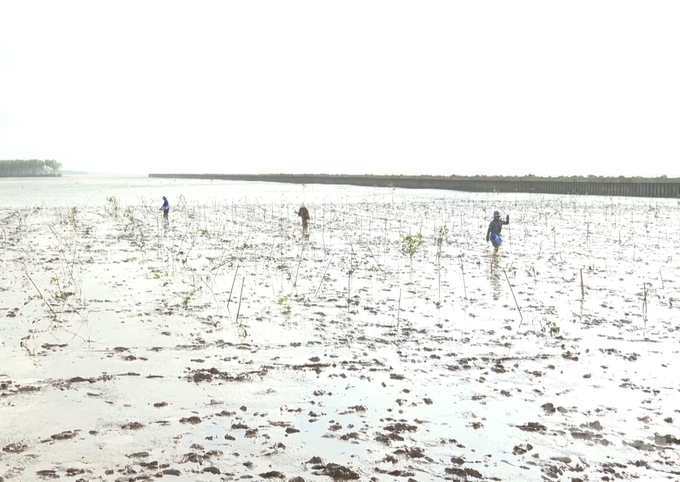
left=460, top=256, right=467, bottom=300
left=25, top=271, right=59, bottom=320
left=347, top=268, right=352, bottom=313
left=503, top=269, right=524, bottom=329
left=642, top=282, right=648, bottom=335
left=396, top=288, right=402, bottom=328
left=360, top=240, right=385, bottom=275
left=315, top=259, right=332, bottom=298
left=227, top=229, right=254, bottom=309
left=235, top=277, right=245, bottom=325
left=347, top=243, right=355, bottom=313
left=227, top=264, right=240, bottom=310
left=580, top=268, right=585, bottom=301
left=292, top=239, right=306, bottom=291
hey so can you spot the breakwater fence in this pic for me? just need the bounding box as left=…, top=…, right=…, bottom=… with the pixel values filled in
left=148, top=174, right=680, bottom=199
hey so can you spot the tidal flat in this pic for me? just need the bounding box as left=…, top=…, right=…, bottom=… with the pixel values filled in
left=1, top=175, right=679, bottom=481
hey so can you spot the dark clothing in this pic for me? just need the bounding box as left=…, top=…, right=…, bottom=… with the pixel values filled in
left=297, top=207, right=310, bottom=234
left=161, top=199, right=169, bottom=219
left=297, top=207, right=310, bottom=220
left=487, top=215, right=509, bottom=246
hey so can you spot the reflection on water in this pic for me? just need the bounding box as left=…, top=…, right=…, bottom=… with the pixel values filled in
left=488, top=251, right=503, bottom=301
left=0, top=173, right=464, bottom=209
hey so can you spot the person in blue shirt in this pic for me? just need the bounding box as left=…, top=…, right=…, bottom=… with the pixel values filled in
left=486, top=210, right=509, bottom=252
left=160, top=196, right=170, bottom=219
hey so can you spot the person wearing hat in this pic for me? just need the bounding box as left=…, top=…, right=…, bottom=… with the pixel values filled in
left=160, top=196, right=170, bottom=220
left=486, top=210, right=509, bottom=252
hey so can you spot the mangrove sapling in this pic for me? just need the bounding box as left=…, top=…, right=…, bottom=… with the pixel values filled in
left=106, top=196, right=120, bottom=218
left=44, top=223, right=88, bottom=315
left=459, top=255, right=467, bottom=301
left=540, top=318, right=561, bottom=337
left=400, top=232, right=424, bottom=270
left=434, top=225, right=449, bottom=307
left=226, top=230, right=254, bottom=310
left=346, top=242, right=357, bottom=313
left=277, top=293, right=292, bottom=314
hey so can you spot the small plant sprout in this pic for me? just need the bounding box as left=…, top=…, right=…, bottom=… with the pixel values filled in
left=106, top=196, right=119, bottom=217
left=277, top=294, right=292, bottom=314
left=182, top=289, right=196, bottom=309
left=400, top=232, right=424, bottom=268
left=435, top=225, right=449, bottom=253
left=66, top=206, right=79, bottom=228
left=541, top=319, right=561, bottom=337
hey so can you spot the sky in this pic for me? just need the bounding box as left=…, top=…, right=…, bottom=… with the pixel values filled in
left=0, top=1, right=678, bottom=177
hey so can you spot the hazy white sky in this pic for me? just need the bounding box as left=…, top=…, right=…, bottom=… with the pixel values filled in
left=1, top=1, right=678, bottom=177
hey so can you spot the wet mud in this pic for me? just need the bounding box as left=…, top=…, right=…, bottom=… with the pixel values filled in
left=1, top=181, right=680, bottom=481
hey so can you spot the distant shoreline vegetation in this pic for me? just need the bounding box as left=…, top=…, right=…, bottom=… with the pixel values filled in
left=148, top=173, right=680, bottom=198
left=0, top=159, right=63, bottom=177
left=148, top=173, right=678, bottom=182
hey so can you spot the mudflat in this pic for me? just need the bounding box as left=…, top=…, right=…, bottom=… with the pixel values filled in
left=1, top=176, right=679, bottom=481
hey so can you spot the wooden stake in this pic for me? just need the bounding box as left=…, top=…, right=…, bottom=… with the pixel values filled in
left=503, top=269, right=524, bottom=329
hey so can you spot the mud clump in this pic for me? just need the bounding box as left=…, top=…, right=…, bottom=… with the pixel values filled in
left=121, top=422, right=145, bottom=430
left=445, top=467, right=483, bottom=478
left=654, top=433, right=680, bottom=445
left=179, top=416, right=202, bottom=425
left=3, top=443, right=29, bottom=453
left=187, top=367, right=265, bottom=383
left=126, top=451, right=150, bottom=458
left=394, top=446, right=426, bottom=458
left=259, top=471, right=286, bottom=479
left=384, top=422, right=417, bottom=433
left=517, top=422, right=547, bottom=432
left=375, top=432, right=404, bottom=444
left=513, top=443, right=533, bottom=455
left=311, top=463, right=360, bottom=480
left=47, top=430, right=79, bottom=441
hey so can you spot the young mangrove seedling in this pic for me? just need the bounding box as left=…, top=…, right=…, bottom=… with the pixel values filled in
left=400, top=232, right=424, bottom=268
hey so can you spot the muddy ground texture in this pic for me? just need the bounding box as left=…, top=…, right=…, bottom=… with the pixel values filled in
left=1, top=191, right=680, bottom=481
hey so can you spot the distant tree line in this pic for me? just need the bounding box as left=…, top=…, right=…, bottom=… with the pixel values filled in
left=0, top=159, right=63, bottom=177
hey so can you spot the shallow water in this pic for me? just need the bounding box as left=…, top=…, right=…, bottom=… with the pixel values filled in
left=1, top=174, right=680, bottom=481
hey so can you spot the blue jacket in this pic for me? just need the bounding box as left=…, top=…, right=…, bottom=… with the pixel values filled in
left=161, top=199, right=169, bottom=212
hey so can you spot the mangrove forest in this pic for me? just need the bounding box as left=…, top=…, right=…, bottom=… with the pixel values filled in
left=0, top=159, right=63, bottom=177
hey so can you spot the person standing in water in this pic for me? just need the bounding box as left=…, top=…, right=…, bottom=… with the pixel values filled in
left=160, top=196, right=170, bottom=220
left=297, top=204, right=310, bottom=236
left=486, top=210, right=509, bottom=252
